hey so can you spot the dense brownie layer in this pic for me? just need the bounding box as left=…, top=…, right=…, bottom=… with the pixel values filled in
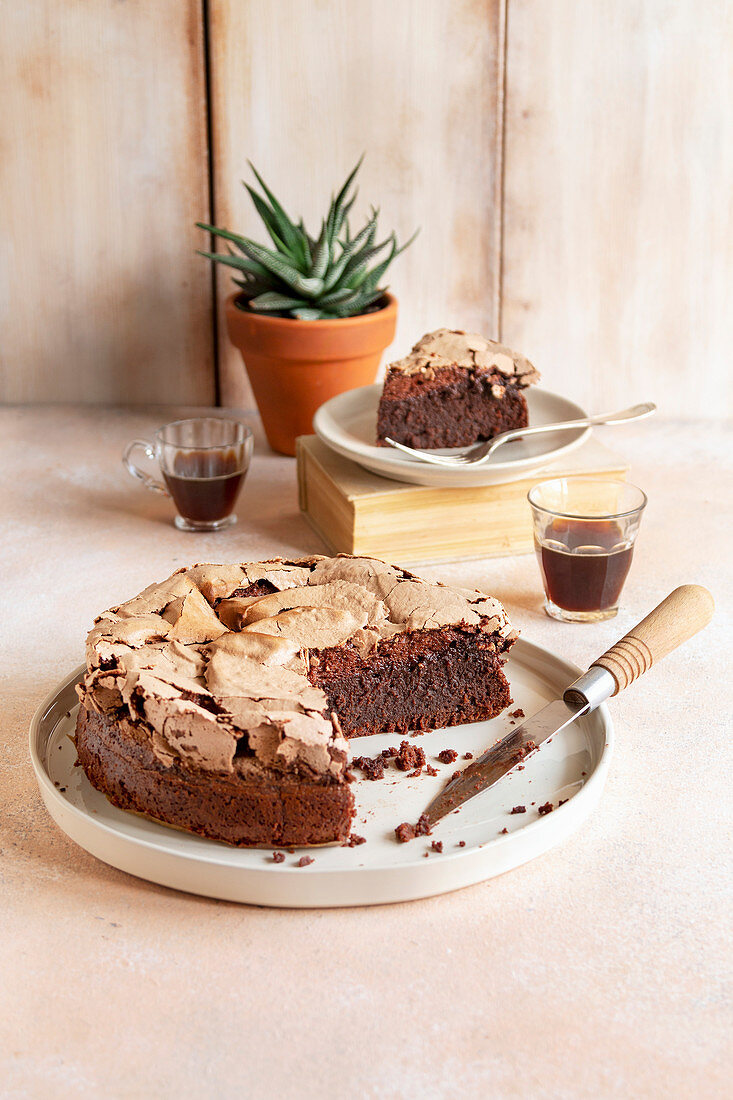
left=377, top=366, right=528, bottom=449
left=76, top=703, right=354, bottom=847
left=311, top=625, right=513, bottom=737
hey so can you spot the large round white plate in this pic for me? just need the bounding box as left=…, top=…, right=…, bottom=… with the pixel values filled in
left=313, top=385, right=591, bottom=487
left=30, top=641, right=612, bottom=908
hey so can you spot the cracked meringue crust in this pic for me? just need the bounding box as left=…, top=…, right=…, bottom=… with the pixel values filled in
left=75, top=555, right=517, bottom=847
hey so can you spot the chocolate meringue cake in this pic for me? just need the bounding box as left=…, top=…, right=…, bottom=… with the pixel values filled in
left=75, top=555, right=517, bottom=847
left=376, top=329, right=540, bottom=449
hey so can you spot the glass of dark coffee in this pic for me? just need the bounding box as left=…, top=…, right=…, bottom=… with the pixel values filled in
left=123, top=417, right=253, bottom=531
left=528, top=478, right=647, bottom=622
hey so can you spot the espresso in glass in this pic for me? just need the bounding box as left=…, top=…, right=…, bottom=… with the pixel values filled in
left=537, top=518, right=634, bottom=614
left=528, top=479, right=647, bottom=622
left=163, top=447, right=246, bottom=526
left=124, top=418, right=253, bottom=531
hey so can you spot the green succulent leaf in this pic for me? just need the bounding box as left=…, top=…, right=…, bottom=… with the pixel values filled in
left=232, top=237, right=325, bottom=297
left=359, top=228, right=420, bottom=292
left=195, top=248, right=272, bottom=281
left=293, top=307, right=328, bottom=320
left=331, top=287, right=386, bottom=317
left=245, top=162, right=302, bottom=254
left=342, top=234, right=394, bottom=288
left=296, top=221, right=312, bottom=267
left=232, top=276, right=274, bottom=297
left=343, top=206, right=379, bottom=260
left=243, top=186, right=293, bottom=257
left=331, top=155, right=363, bottom=234
left=309, top=221, right=331, bottom=281
left=320, top=214, right=378, bottom=293
left=312, top=287, right=360, bottom=309
left=248, top=291, right=311, bottom=311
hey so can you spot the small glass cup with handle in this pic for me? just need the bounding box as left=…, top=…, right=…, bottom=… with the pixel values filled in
left=123, top=417, right=253, bottom=531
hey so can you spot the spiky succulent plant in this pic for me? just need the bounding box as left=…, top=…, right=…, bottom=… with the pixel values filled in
left=197, top=158, right=416, bottom=320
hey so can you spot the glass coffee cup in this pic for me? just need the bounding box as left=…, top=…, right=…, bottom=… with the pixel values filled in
left=528, top=478, right=647, bottom=622
left=123, top=417, right=253, bottom=531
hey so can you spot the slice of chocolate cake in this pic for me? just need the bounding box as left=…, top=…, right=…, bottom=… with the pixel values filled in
left=376, top=329, right=540, bottom=449
left=75, top=555, right=517, bottom=848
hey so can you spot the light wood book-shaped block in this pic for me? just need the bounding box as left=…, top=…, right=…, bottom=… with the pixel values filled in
left=297, top=435, right=628, bottom=566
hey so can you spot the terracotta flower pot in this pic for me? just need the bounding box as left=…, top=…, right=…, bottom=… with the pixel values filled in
left=225, top=292, right=398, bottom=456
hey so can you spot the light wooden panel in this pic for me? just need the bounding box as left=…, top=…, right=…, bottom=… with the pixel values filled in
left=0, top=0, right=214, bottom=404
left=501, top=0, right=733, bottom=419
left=208, top=0, right=504, bottom=408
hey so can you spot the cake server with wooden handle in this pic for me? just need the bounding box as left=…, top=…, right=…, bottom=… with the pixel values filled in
left=423, top=585, right=714, bottom=826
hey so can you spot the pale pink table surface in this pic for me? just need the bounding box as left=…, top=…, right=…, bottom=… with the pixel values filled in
left=1, top=407, right=730, bottom=1099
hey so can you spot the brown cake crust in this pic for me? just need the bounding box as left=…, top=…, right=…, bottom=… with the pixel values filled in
left=76, top=702, right=355, bottom=847
left=75, top=555, right=517, bottom=848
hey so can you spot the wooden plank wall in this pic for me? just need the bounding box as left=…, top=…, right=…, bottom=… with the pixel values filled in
left=2, top=1, right=731, bottom=419
left=0, top=0, right=214, bottom=404
left=501, top=0, right=733, bottom=419
left=207, top=0, right=504, bottom=408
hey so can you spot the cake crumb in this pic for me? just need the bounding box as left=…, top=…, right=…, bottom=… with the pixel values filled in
left=272, top=851, right=285, bottom=863
left=437, top=748, right=458, bottom=764
left=507, top=740, right=537, bottom=767
left=425, top=764, right=438, bottom=777
left=408, top=767, right=423, bottom=778
left=296, top=856, right=314, bottom=867
left=395, top=740, right=425, bottom=771
left=538, top=802, right=554, bottom=816
left=381, top=746, right=398, bottom=759
left=462, top=752, right=474, bottom=760
left=509, top=708, right=525, bottom=719
left=499, top=827, right=509, bottom=835
left=559, top=798, right=568, bottom=806
left=431, top=840, right=443, bottom=853
left=458, top=840, right=466, bottom=847
left=510, top=805, right=526, bottom=815
left=396, top=813, right=432, bottom=843
left=352, top=754, right=385, bottom=781
left=345, top=833, right=366, bottom=847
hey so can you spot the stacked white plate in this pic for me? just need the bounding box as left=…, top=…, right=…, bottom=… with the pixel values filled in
left=313, top=385, right=591, bottom=488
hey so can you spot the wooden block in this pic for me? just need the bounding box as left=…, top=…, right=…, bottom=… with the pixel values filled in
left=297, top=436, right=629, bottom=567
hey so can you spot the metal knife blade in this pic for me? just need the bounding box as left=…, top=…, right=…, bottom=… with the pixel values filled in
left=423, top=697, right=589, bottom=826
left=422, top=585, right=715, bottom=827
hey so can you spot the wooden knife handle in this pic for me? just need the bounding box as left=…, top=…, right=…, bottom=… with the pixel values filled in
left=590, top=585, right=714, bottom=695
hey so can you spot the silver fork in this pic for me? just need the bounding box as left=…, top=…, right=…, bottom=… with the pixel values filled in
left=384, top=402, right=657, bottom=467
